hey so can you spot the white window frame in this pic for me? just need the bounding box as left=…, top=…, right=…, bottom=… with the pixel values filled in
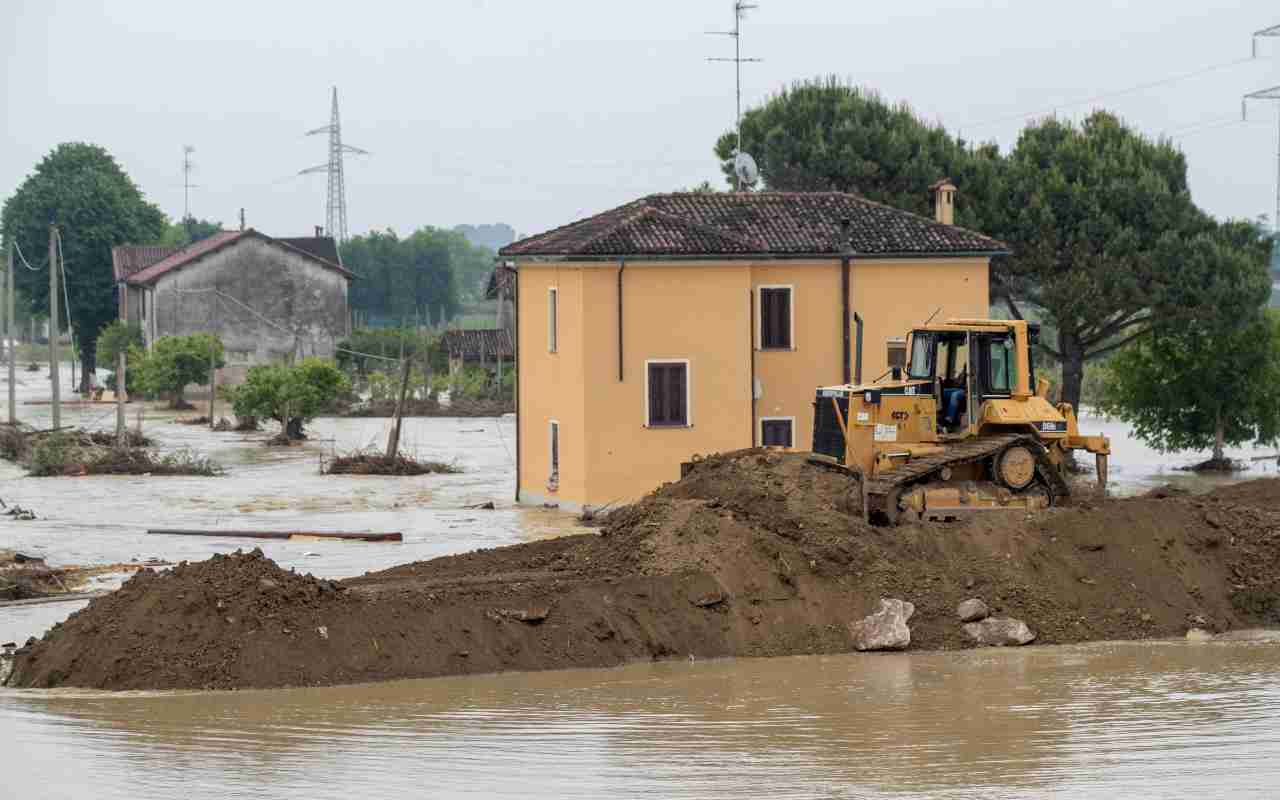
left=547, top=287, right=558, bottom=353
left=887, top=336, right=908, bottom=369
left=548, top=419, right=560, bottom=480
left=643, top=358, right=692, bottom=428
left=759, top=416, right=796, bottom=448
left=755, top=284, right=795, bottom=351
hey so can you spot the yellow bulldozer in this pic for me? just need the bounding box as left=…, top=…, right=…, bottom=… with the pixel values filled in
left=810, top=318, right=1110, bottom=524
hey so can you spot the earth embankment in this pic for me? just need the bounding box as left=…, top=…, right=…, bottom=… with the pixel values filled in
left=9, top=451, right=1280, bottom=690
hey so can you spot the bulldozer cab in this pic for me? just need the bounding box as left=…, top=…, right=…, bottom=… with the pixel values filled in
left=907, top=327, right=1026, bottom=436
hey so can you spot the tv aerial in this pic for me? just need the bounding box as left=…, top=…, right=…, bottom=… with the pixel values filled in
left=734, top=151, right=759, bottom=188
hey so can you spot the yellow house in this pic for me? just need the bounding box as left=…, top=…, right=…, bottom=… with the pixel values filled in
left=499, top=187, right=1007, bottom=511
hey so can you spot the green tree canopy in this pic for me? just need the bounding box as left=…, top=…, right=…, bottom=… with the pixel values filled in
left=95, top=320, right=144, bottom=367
left=1098, top=222, right=1278, bottom=463
left=1, top=143, right=166, bottom=391
left=137, top=333, right=225, bottom=408
left=231, top=358, right=349, bottom=439
left=714, top=78, right=1215, bottom=413
left=159, top=216, right=223, bottom=247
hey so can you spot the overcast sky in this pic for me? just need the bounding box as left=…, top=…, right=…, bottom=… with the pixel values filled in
left=3, top=1, right=1278, bottom=241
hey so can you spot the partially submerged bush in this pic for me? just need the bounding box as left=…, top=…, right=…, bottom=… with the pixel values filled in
left=323, top=450, right=461, bottom=476
left=25, top=430, right=222, bottom=477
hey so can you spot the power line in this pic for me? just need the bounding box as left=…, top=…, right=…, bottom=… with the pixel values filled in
left=299, top=87, right=368, bottom=243
left=958, top=56, right=1257, bottom=137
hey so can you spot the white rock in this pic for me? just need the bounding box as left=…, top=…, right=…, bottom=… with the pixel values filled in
left=956, top=598, right=990, bottom=622
left=1185, top=628, right=1213, bottom=642
left=963, top=617, right=1036, bottom=646
left=849, top=598, right=914, bottom=651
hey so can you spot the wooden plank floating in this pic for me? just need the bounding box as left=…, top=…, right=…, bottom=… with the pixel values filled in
left=146, top=529, right=403, bottom=542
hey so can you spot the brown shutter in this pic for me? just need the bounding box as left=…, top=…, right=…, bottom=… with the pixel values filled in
left=760, top=288, right=791, bottom=349
left=647, top=363, right=688, bottom=426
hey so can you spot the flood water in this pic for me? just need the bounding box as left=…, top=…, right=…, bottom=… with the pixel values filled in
left=3, top=364, right=1280, bottom=797
left=4, top=640, right=1280, bottom=798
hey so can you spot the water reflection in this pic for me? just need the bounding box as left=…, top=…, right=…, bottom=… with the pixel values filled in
left=3, top=640, right=1279, bottom=798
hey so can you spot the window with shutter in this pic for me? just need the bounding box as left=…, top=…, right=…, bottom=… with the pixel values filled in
left=646, top=361, right=689, bottom=427
left=758, top=286, right=792, bottom=349
left=761, top=418, right=794, bottom=447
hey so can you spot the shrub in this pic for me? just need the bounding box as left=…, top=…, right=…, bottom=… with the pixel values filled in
left=231, top=358, right=350, bottom=440
left=136, top=333, right=225, bottom=408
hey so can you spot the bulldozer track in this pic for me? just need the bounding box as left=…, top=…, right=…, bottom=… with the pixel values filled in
left=865, top=433, right=1070, bottom=516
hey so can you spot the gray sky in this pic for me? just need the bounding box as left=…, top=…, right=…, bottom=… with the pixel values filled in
left=4, top=0, right=1278, bottom=240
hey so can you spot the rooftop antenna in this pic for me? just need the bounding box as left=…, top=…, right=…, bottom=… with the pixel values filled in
left=182, top=145, right=198, bottom=234
left=299, top=87, right=369, bottom=242
left=1243, top=84, right=1280, bottom=236
left=707, top=1, right=762, bottom=191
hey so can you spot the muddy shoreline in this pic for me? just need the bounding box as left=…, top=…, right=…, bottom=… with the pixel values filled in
left=8, top=452, right=1280, bottom=691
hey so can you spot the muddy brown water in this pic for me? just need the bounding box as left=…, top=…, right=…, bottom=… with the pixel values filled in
left=2, top=640, right=1279, bottom=798
left=4, top=365, right=1280, bottom=796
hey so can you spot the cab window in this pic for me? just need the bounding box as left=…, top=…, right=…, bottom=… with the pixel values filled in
left=907, top=333, right=934, bottom=379
left=986, top=336, right=1014, bottom=395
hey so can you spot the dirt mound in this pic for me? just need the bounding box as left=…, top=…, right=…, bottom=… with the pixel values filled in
left=323, top=452, right=460, bottom=476
left=10, top=452, right=1280, bottom=691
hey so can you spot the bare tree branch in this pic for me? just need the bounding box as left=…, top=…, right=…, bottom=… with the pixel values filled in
left=1084, top=327, right=1149, bottom=360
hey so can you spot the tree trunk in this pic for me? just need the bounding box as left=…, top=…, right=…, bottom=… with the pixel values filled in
left=1213, top=411, right=1226, bottom=464
left=286, top=417, right=305, bottom=440
left=1058, top=330, right=1085, bottom=412
left=79, top=345, right=95, bottom=395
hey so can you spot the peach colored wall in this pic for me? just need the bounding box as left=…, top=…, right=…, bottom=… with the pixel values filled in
left=854, top=258, right=989, bottom=380
left=517, top=256, right=989, bottom=508
left=517, top=265, right=586, bottom=505
left=579, top=262, right=752, bottom=508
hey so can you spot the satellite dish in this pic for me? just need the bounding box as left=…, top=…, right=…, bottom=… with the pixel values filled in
left=734, top=151, right=759, bottom=188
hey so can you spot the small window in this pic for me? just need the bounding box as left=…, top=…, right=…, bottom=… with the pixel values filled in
left=758, top=286, right=792, bottom=349
left=549, top=420, right=560, bottom=479
left=646, top=361, right=689, bottom=427
left=547, top=287, right=558, bottom=353
left=887, top=338, right=907, bottom=370
left=761, top=418, right=794, bottom=448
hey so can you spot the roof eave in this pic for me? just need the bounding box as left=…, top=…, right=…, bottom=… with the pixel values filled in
left=505, top=249, right=1010, bottom=263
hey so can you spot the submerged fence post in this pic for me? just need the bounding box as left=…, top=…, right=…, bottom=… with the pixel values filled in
left=116, top=351, right=127, bottom=445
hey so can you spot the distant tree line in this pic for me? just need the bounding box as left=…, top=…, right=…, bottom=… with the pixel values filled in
left=339, top=227, right=496, bottom=327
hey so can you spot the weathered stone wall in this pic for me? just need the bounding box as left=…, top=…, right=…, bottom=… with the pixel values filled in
left=152, top=237, right=349, bottom=369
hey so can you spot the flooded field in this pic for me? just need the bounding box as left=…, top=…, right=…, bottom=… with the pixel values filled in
left=3, top=364, right=1280, bottom=796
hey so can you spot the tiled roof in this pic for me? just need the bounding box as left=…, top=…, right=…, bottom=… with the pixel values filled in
left=278, top=236, right=343, bottom=269
left=112, top=245, right=181, bottom=281
left=440, top=328, right=514, bottom=360
left=499, top=192, right=1009, bottom=258
left=123, top=230, right=353, bottom=285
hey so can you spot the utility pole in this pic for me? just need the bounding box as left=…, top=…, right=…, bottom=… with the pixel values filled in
left=6, top=242, right=14, bottom=424
left=1243, top=85, right=1280, bottom=236
left=707, top=1, right=762, bottom=190
left=182, top=145, right=198, bottom=239
left=48, top=224, right=60, bottom=429
left=116, top=351, right=127, bottom=444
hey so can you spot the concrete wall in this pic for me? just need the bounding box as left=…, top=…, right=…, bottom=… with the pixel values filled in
left=516, top=255, right=989, bottom=510
left=150, top=237, right=349, bottom=371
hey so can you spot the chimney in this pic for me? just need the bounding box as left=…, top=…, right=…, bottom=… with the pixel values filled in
left=315, top=225, right=323, bottom=238
left=930, top=179, right=957, bottom=225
